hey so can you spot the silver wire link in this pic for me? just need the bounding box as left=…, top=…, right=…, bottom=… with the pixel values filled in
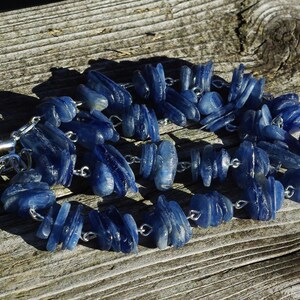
left=158, top=118, right=169, bottom=126
left=233, top=200, right=248, bottom=209
left=187, top=210, right=201, bottom=221
left=165, top=77, right=179, bottom=86
left=109, top=115, right=123, bottom=127
left=81, top=231, right=98, bottom=242
left=10, top=116, right=41, bottom=141
left=230, top=158, right=241, bottom=168
left=177, top=161, right=191, bottom=173
left=271, top=115, right=284, bottom=128
left=124, top=155, right=141, bottom=164
left=73, top=166, right=91, bottom=178
left=120, top=82, right=135, bottom=89
left=138, top=224, right=153, bottom=236
left=285, top=185, right=295, bottom=198
left=65, top=131, right=78, bottom=143
left=29, top=208, right=45, bottom=222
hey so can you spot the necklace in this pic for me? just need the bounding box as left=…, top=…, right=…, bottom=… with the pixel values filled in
left=0, top=60, right=299, bottom=253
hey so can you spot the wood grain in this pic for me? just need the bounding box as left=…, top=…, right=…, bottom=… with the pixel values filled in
left=0, top=0, right=300, bottom=299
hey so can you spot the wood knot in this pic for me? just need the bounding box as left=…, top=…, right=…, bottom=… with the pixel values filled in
left=257, top=17, right=300, bottom=72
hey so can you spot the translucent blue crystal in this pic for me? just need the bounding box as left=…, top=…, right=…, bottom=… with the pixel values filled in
left=147, top=195, right=192, bottom=249
left=132, top=70, right=150, bottom=99
left=180, top=65, right=193, bottom=91
left=190, top=148, right=201, bottom=182
left=46, top=202, right=71, bottom=252
left=180, top=90, right=198, bottom=103
left=228, top=64, right=245, bottom=102
left=200, top=145, right=214, bottom=187
left=1, top=178, right=55, bottom=217
left=258, top=141, right=300, bottom=169
left=10, top=169, right=42, bottom=185
left=245, top=78, right=265, bottom=110
left=232, top=141, right=270, bottom=189
left=198, top=92, right=224, bottom=115
left=189, top=194, right=212, bottom=228
left=166, top=87, right=200, bottom=122
left=267, top=93, right=299, bottom=115
left=91, top=161, right=115, bottom=197
left=61, top=204, right=83, bottom=250
left=122, top=105, right=135, bottom=137
left=154, top=140, right=178, bottom=191
left=243, top=175, right=283, bottom=221
left=206, top=112, right=235, bottom=132
left=87, top=70, right=132, bottom=113
left=215, top=148, right=231, bottom=182
left=148, top=109, right=160, bottom=142
left=37, top=104, right=60, bottom=127
left=123, top=213, right=139, bottom=254
left=281, top=168, right=300, bottom=203
left=143, top=64, right=166, bottom=104
left=88, top=210, right=112, bottom=251
left=234, top=76, right=256, bottom=109
left=190, top=192, right=233, bottom=228
left=36, top=204, right=59, bottom=239
left=77, top=84, right=108, bottom=112
left=38, top=96, right=77, bottom=124
left=135, top=104, right=149, bottom=140
left=162, top=101, right=187, bottom=126
left=140, top=143, right=157, bottom=179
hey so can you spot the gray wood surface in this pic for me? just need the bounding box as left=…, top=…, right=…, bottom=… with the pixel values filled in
left=0, top=0, right=300, bottom=299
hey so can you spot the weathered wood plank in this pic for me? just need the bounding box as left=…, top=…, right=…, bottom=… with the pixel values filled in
left=0, top=0, right=300, bottom=299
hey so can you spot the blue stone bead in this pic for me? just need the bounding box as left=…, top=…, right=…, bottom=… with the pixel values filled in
left=88, top=210, right=112, bottom=251
left=193, top=64, right=205, bottom=90
left=122, top=105, right=135, bottom=137
left=198, top=92, right=224, bottom=115
left=10, top=169, right=42, bottom=185
left=61, top=204, right=83, bottom=250
left=166, top=87, right=200, bottom=122
left=267, top=93, right=299, bottom=115
left=189, top=194, right=212, bottom=228
left=214, top=192, right=233, bottom=222
left=37, top=103, right=61, bottom=127
left=132, top=70, right=150, bottom=99
left=62, top=120, right=105, bottom=149
left=206, top=112, right=236, bottom=132
left=87, top=70, right=132, bottom=113
left=202, top=60, right=213, bottom=92
left=148, top=210, right=168, bottom=250
left=99, top=211, right=121, bottom=252
left=258, top=141, right=300, bottom=169
left=105, top=206, right=137, bottom=253
left=228, top=64, right=245, bottom=102
left=215, top=148, right=231, bottom=182
left=245, top=78, right=265, bottom=110
left=77, top=84, right=108, bottom=112
left=235, top=76, right=256, bottom=109
left=154, top=140, right=178, bottom=191
left=181, top=90, right=198, bottom=103
left=148, top=109, right=160, bottom=142
left=232, top=141, right=270, bottom=189
left=180, top=65, right=193, bottom=91
left=162, top=101, right=187, bottom=126
left=169, top=201, right=192, bottom=244
left=206, top=193, right=223, bottom=227
left=200, top=145, right=214, bottom=187
left=46, top=202, right=71, bottom=252
left=135, top=104, right=149, bottom=140
left=1, top=181, right=56, bottom=217
left=123, top=213, right=139, bottom=254
left=91, top=161, right=115, bottom=197
left=36, top=204, right=60, bottom=239
left=239, top=109, right=257, bottom=141
left=39, top=96, right=77, bottom=123
left=190, top=148, right=201, bottom=182
left=144, top=64, right=166, bottom=104
left=140, top=143, right=157, bottom=179
left=281, top=168, right=300, bottom=203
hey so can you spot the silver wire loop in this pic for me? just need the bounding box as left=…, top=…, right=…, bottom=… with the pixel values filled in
left=285, top=185, right=295, bottom=198
left=177, top=161, right=191, bottom=173
left=187, top=210, right=201, bottom=221
left=271, top=115, right=283, bottom=128
left=192, top=87, right=203, bottom=98
left=158, top=118, right=169, bottom=126
left=81, top=231, right=97, bottom=242
left=109, top=115, right=123, bottom=127
left=65, top=131, right=78, bottom=143
left=10, top=116, right=41, bottom=141
left=138, top=224, right=153, bottom=236
left=230, top=158, right=241, bottom=168
left=29, top=208, right=45, bottom=222
left=165, top=77, right=178, bottom=86
left=73, top=166, right=91, bottom=178
left=120, top=82, right=135, bottom=89
left=124, top=155, right=141, bottom=164
left=233, top=200, right=248, bottom=209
